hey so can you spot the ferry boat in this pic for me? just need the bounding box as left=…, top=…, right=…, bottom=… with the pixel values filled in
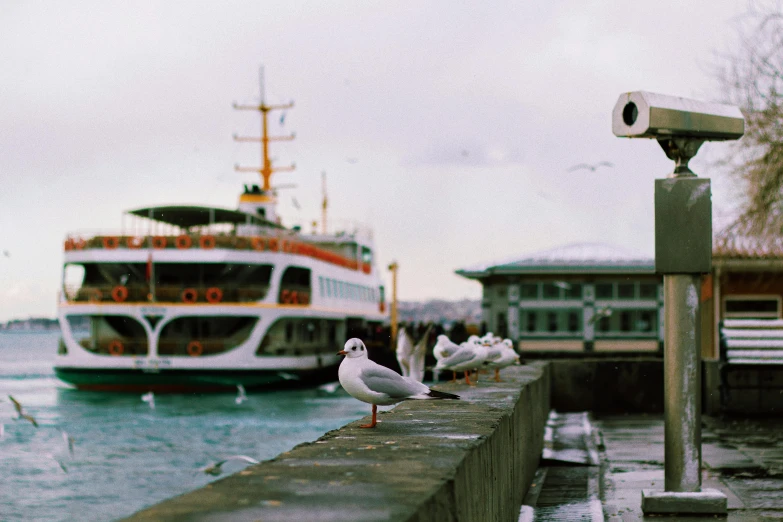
left=54, top=77, right=388, bottom=392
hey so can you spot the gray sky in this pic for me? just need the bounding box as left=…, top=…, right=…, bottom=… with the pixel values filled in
left=0, top=1, right=749, bottom=321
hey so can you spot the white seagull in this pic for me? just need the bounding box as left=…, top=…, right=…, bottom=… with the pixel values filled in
left=434, top=338, right=488, bottom=386
left=395, top=326, right=415, bottom=378
left=141, top=391, right=155, bottom=410
left=484, top=339, right=521, bottom=382
left=433, top=334, right=461, bottom=382
left=338, top=338, right=460, bottom=428
left=235, top=384, right=248, bottom=405
left=409, top=324, right=433, bottom=383
left=200, top=455, right=260, bottom=476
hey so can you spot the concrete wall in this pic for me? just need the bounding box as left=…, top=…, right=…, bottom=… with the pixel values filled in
left=550, top=358, right=664, bottom=413
left=122, top=362, right=550, bottom=522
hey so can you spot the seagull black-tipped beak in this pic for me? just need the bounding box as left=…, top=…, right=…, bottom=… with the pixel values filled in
left=337, top=350, right=347, bottom=356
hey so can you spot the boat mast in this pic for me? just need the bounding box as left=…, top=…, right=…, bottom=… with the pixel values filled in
left=321, top=171, right=328, bottom=234
left=233, top=67, right=295, bottom=192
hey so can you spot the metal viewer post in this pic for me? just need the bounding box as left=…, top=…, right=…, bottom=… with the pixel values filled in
left=612, top=91, right=744, bottom=515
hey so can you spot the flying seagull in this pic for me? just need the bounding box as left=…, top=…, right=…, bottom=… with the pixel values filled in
left=235, top=384, right=248, bottom=405
left=141, top=391, right=155, bottom=410
left=589, top=306, right=613, bottom=325
left=8, top=395, right=38, bottom=427
left=200, top=455, right=259, bottom=476
left=338, top=338, right=459, bottom=428
left=567, top=161, right=613, bottom=172
left=61, top=429, right=75, bottom=456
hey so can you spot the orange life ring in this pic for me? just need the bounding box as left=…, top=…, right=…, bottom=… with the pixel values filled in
left=199, top=235, right=216, bottom=249
left=280, top=289, right=291, bottom=304
left=251, top=237, right=265, bottom=251
left=289, top=291, right=299, bottom=304
left=108, top=340, right=124, bottom=356
left=71, top=238, right=86, bottom=250
left=152, top=236, right=167, bottom=249
left=186, top=341, right=203, bottom=357
left=299, top=292, right=310, bottom=305
left=181, top=288, right=198, bottom=303
left=205, top=287, right=223, bottom=304
left=175, top=235, right=192, bottom=249
left=126, top=236, right=144, bottom=249
left=64, top=238, right=73, bottom=251
left=268, top=238, right=279, bottom=251
left=111, top=285, right=129, bottom=303
left=102, top=236, right=119, bottom=249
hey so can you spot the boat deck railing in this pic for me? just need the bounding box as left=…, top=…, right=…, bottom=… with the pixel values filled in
left=63, top=233, right=372, bottom=273
left=63, top=284, right=271, bottom=304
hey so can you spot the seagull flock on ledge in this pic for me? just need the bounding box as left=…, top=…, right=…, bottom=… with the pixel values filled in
left=339, top=332, right=521, bottom=428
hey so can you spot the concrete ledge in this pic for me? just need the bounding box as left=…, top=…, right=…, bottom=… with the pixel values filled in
left=641, top=488, right=728, bottom=515
left=122, top=362, right=550, bottom=522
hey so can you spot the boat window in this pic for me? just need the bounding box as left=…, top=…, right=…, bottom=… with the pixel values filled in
left=361, top=246, right=372, bottom=264
left=279, top=266, right=311, bottom=305
left=63, top=262, right=273, bottom=303
left=256, top=318, right=344, bottom=356
left=318, top=276, right=324, bottom=297
left=158, top=316, right=257, bottom=356
left=65, top=315, right=149, bottom=357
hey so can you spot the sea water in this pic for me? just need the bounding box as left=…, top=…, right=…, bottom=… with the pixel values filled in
left=0, top=331, right=365, bottom=521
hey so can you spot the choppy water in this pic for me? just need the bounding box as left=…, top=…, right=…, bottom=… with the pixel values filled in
left=0, top=331, right=365, bottom=522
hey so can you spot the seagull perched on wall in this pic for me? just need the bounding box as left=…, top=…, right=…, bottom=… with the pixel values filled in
left=433, top=334, right=462, bottom=382
left=567, top=161, right=613, bottom=172
left=434, top=338, right=488, bottom=386
left=409, top=324, right=433, bottom=383
left=338, top=338, right=460, bottom=429
left=395, top=326, right=415, bottom=378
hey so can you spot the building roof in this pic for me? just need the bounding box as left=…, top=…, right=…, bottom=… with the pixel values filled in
left=456, top=242, right=655, bottom=278
left=127, top=205, right=284, bottom=229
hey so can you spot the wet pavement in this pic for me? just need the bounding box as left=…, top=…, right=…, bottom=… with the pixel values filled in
left=523, top=413, right=783, bottom=521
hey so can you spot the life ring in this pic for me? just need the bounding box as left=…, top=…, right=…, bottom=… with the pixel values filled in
left=299, top=292, right=310, bottom=305
left=102, top=236, right=120, bottom=249
left=64, top=238, right=73, bottom=251
left=199, top=235, right=216, bottom=250
left=111, top=285, right=129, bottom=303
left=186, top=341, right=203, bottom=357
left=181, top=288, right=198, bottom=303
left=152, top=236, right=167, bottom=249
left=289, top=291, right=299, bottom=304
left=251, top=237, right=265, bottom=251
left=268, top=238, right=279, bottom=251
left=108, top=340, right=124, bottom=356
left=71, top=238, right=86, bottom=250
left=126, top=236, right=144, bottom=249
left=175, top=235, right=192, bottom=249
left=280, top=289, right=291, bottom=304
left=205, top=287, right=223, bottom=304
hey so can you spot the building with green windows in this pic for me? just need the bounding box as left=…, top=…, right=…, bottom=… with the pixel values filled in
left=456, top=243, right=663, bottom=354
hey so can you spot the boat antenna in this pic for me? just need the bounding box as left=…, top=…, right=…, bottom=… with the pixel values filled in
left=321, top=171, right=328, bottom=234
left=233, top=66, right=295, bottom=192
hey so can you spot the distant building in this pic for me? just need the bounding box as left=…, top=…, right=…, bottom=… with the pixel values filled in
left=456, top=243, right=662, bottom=355
left=457, top=240, right=783, bottom=360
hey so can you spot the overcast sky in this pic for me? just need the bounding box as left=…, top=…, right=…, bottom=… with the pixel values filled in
left=0, top=1, right=751, bottom=321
